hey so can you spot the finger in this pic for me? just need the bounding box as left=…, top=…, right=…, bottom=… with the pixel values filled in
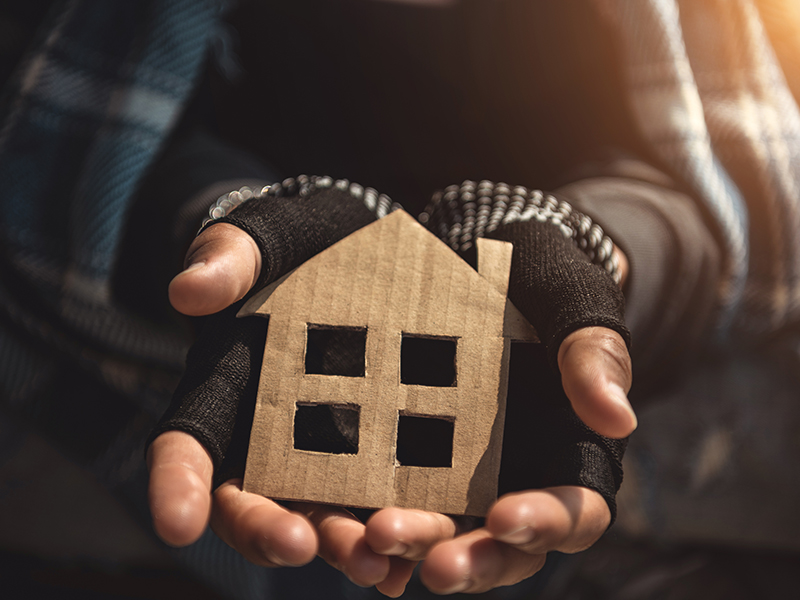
left=419, top=528, right=547, bottom=594
left=365, top=507, right=458, bottom=560
left=211, top=481, right=318, bottom=567
left=169, top=223, right=261, bottom=316
left=558, top=326, right=636, bottom=438
left=293, top=502, right=391, bottom=588
left=147, top=431, right=214, bottom=547
left=375, top=556, right=419, bottom=598
left=485, top=487, right=610, bottom=555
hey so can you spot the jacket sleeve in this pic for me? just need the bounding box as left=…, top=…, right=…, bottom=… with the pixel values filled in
left=555, top=156, right=722, bottom=396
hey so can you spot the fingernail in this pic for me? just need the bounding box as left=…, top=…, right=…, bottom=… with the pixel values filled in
left=180, top=261, right=206, bottom=275
left=496, top=525, right=534, bottom=545
left=439, top=580, right=471, bottom=595
left=344, top=572, right=373, bottom=589
left=264, top=550, right=291, bottom=567
left=269, top=556, right=290, bottom=567
left=384, top=541, right=409, bottom=556
left=609, top=383, right=638, bottom=429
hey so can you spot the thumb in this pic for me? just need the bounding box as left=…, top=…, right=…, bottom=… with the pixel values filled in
left=557, top=326, right=636, bottom=439
left=147, top=431, right=214, bottom=547
left=169, top=223, right=261, bottom=316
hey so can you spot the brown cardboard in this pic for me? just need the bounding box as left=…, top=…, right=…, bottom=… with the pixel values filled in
left=239, top=210, right=538, bottom=516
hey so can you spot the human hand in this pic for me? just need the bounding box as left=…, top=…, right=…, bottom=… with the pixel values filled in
left=150, top=224, right=318, bottom=562
left=150, top=179, right=634, bottom=596
left=423, top=182, right=635, bottom=441
left=364, top=247, right=627, bottom=593
left=150, top=222, right=418, bottom=589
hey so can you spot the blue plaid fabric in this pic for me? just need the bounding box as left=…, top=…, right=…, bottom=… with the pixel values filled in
left=1, top=0, right=217, bottom=283
left=0, top=4, right=274, bottom=599
left=594, top=0, right=800, bottom=340
left=0, top=0, right=222, bottom=403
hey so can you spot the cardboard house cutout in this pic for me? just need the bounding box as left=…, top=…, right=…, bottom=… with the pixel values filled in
left=239, top=210, right=538, bottom=516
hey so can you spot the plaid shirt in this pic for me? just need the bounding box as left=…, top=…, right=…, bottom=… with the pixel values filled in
left=0, top=1, right=221, bottom=409
left=0, top=3, right=272, bottom=596
left=594, top=0, right=800, bottom=340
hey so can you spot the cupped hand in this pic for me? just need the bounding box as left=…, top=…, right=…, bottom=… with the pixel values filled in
left=151, top=223, right=415, bottom=590
left=153, top=223, right=317, bottom=563
left=149, top=223, right=632, bottom=594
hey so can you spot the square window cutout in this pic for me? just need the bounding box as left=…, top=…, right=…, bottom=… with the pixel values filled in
left=294, top=403, right=360, bottom=454
left=396, top=413, right=454, bottom=467
left=306, top=325, right=366, bottom=377
left=401, top=334, right=457, bottom=387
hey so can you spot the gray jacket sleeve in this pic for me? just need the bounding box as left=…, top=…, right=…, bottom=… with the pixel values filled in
left=556, top=159, right=722, bottom=396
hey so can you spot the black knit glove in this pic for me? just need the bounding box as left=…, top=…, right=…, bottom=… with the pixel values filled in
left=422, top=180, right=630, bottom=523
